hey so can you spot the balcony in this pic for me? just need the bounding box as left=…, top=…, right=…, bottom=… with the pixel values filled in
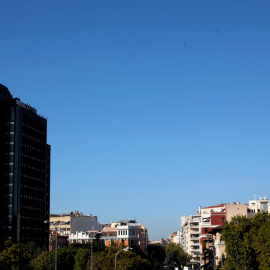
left=201, top=221, right=211, bottom=225
left=190, top=218, right=201, bottom=223
left=190, top=221, right=200, bottom=225
left=190, top=247, right=200, bottom=252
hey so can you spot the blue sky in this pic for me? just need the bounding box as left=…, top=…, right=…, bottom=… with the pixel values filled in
left=1, top=0, right=270, bottom=240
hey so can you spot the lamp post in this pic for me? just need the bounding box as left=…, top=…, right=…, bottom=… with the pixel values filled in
left=44, top=220, right=70, bottom=270
left=114, top=247, right=132, bottom=269
left=89, top=231, right=101, bottom=270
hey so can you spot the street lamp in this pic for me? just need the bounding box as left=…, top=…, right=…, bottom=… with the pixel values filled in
left=44, top=220, right=70, bottom=270
left=89, top=231, right=101, bottom=270
left=115, top=247, right=132, bottom=269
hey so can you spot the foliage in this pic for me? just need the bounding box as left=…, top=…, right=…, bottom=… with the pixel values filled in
left=147, top=243, right=166, bottom=262
left=31, top=248, right=75, bottom=270
left=147, top=243, right=166, bottom=268
left=0, top=238, right=152, bottom=270
left=223, top=212, right=270, bottom=270
left=30, top=250, right=55, bottom=270
left=70, top=238, right=105, bottom=252
left=86, top=245, right=152, bottom=270
left=74, top=248, right=91, bottom=270
left=165, top=243, right=190, bottom=269
left=223, top=215, right=255, bottom=270
left=0, top=240, right=32, bottom=270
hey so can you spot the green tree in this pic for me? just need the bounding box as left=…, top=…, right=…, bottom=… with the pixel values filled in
left=30, top=250, right=55, bottom=270
left=223, top=212, right=270, bottom=270
left=223, top=215, right=255, bottom=270
left=56, top=248, right=75, bottom=270
left=165, top=243, right=190, bottom=270
left=31, top=248, right=75, bottom=270
left=86, top=245, right=151, bottom=270
left=250, top=211, right=270, bottom=270
left=70, top=237, right=105, bottom=252
left=74, top=248, right=91, bottom=270
left=147, top=243, right=166, bottom=268
left=0, top=240, right=31, bottom=270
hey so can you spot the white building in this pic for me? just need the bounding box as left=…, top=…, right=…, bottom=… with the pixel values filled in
left=248, top=196, right=270, bottom=215
left=180, top=214, right=201, bottom=263
left=69, top=220, right=148, bottom=252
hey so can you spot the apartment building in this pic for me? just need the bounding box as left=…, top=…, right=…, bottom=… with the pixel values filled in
left=180, top=196, right=270, bottom=268
left=69, top=220, right=148, bottom=252
left=180, top=214, right=202, bottom=263
left=49, top=211, right=103, bottom=234
left=169, top=231, right=180, bottom=244
left=209, top=225, right=225, bottom=268
left=181, top=203, right=240, bottom=264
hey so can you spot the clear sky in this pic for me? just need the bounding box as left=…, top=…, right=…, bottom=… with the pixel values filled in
left=1, top=0, right=270, bottom=240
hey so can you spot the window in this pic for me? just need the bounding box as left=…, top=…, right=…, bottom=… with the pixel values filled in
left=205, top=228, right=208, bottom=233
left=222, top=217, right=225, bottom=223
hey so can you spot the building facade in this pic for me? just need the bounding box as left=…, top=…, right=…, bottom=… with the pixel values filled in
left=0, top=84, right=50, bottom=249
left=180, top=197, right=270, bottom=269
left=181, top=204, right=227, bottom=265
left=49, top=230, right=69, bottom=251
left=50, top=211, right=103, bottom=235
left=169, top=231, right=180, bottom=244
left=69, top=220, right=148, bottom=252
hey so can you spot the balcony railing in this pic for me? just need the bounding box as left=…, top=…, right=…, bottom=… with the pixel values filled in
left=190, top=248, right=200, bottom=252
left=191, top=243, right=200, bottom=247
left=190, top=237, right=200, bottom=240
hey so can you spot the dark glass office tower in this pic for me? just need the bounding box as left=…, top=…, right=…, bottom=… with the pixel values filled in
left=0, top=84, right=50, bottom=250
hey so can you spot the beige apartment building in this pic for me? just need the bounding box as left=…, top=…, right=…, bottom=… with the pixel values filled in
left=49, top=211, right=103, bottom=234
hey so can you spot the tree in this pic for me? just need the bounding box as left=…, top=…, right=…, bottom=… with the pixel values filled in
left=70, top=237, right=105, bottom=253
left=31, top=248, right=75, bottom=270
left=250, top=211, right=270, bottom=270
left=147, top=243, right=166, bottom=268
left=223, top=212, right=270, bottom=270
left=165, top=243, right=190, bottom=270
left=0, top=240, right=31, bottom=270
left=223, top=215, right=256, bottom=270
left=74, top=248, right=91, bottom=270
left=86, top=245, right=152, bottom=270
left=30, top=250, right=55, bottom=270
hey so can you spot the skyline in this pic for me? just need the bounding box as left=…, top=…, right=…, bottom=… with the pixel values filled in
left=1, top=0, right=270, bottom=239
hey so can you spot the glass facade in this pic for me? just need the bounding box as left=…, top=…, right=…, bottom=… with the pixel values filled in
left=0, top=84, right=50, bottom=250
